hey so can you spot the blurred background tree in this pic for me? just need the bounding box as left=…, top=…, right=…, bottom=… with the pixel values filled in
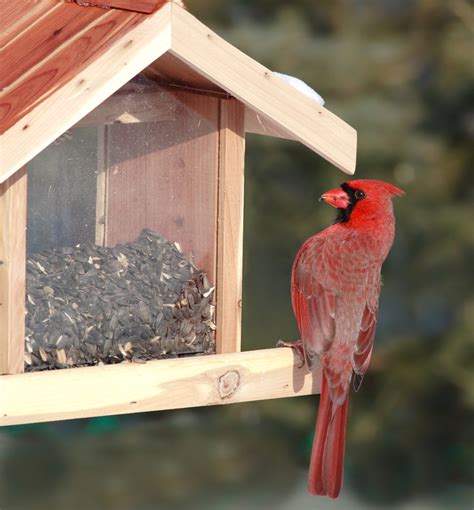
left=1, top=0, right=472, bottom=508
left=192, top=0, right=474, bottom=505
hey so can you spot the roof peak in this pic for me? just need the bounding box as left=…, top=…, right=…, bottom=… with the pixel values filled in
left=0, top=3, right=356, bottom=182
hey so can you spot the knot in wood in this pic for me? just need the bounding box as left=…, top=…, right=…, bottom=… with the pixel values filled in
left=218, top=370, right=240, bottom=399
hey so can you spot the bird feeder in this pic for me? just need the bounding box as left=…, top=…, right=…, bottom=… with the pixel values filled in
left=0, top=0, right=356, bottom=426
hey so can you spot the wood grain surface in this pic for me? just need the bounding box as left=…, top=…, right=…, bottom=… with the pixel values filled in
left=0, top=347, right=321, bottom=426
left=170, top=7, right=357, bottom=174
left=0, top=5, right=144, bottom=134
left=215, top=100, right=245, bottom=354
left=0, top=168, right=27, bottom=375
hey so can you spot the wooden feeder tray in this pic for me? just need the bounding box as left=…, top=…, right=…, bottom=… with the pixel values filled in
left=25, top=229, right=215, bottom=371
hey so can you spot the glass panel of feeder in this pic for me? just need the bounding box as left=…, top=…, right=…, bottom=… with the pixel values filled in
left=25, top=76, right=219, bottom=371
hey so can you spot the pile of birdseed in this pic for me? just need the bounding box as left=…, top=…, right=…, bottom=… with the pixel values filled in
left=25, top=229, right=215, bottom=371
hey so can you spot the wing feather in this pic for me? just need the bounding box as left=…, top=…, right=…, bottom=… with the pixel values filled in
left=352, top=275, right=380, bottom=375
left=292, top=235, right=338, bottom=369
left=292, top=229, right=382, bottom=378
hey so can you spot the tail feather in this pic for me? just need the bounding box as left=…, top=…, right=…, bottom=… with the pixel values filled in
left=308, top=376, right=349, bottom=498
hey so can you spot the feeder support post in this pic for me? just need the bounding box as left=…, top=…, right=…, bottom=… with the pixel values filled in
left=216, top=99, right=245, bottom=354
left=0, top=167, right=27, bottom=374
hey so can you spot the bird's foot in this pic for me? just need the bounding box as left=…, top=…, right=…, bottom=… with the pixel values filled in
left=276, top=339, right=306, bottom=369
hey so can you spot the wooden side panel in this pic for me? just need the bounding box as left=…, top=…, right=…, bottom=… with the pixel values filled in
left=215, top=100, right=245, bottom=354
left=101, top=90, right=220, bottom=280
left=0, top=168, right=27, bottom=375
left=0, top=347, right=321, bottom=426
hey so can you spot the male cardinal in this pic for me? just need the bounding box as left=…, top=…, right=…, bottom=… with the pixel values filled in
left=286, top=179, right=404, bottom=498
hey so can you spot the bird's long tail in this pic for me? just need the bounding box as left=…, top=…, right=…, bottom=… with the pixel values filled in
left=308, top=375, right=349, bottom=498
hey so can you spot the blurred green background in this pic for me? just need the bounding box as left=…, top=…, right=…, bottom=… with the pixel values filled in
left=1, top=0, right=473, bottom=508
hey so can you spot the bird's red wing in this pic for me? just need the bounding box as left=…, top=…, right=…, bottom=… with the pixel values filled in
left=352, top=274, right=380, bottom=375
left=291, top=235, right=338, bottom=370
left=292, top=231, right=382, bottom=374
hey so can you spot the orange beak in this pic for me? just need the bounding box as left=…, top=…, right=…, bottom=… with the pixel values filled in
left=320, top=187, right=350, bottom=209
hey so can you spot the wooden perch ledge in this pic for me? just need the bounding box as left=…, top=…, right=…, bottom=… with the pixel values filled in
left=0, top=348, right=321, bottom=426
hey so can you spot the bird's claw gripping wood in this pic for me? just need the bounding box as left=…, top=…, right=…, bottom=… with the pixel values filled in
left=276, top=339, right=306, bottom=368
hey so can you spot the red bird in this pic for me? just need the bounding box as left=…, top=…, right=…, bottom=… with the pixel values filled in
left=287, top=179, right=404, bottom=498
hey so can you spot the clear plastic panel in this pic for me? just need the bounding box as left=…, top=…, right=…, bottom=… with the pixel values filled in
left=25, top=76, right=218, bottom=371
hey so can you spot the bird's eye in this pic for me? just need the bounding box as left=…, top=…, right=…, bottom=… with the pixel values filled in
left=355, top=190, right=366, bottom=200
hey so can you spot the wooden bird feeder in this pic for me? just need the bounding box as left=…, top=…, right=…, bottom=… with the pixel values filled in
left=0, top=0, right=356, bottom=426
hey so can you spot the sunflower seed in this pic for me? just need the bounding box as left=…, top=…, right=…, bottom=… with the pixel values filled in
left=25, top=229, right=216, bottom=370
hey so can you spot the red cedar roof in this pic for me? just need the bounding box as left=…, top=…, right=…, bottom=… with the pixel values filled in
left=0, top=1, right=152, bottom=135
left=0, top=1, right=357, bottom=179
left=67, top=1, right=170, bottom=15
